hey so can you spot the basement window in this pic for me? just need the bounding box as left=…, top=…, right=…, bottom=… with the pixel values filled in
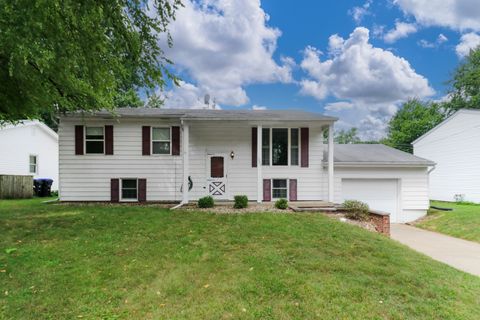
left=121, top=179, right=138, bottom=200
left=272, top=179, right=288, bottom=199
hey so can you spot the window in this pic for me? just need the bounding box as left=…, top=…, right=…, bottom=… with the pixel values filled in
left=290, top=128, right=299, bottom=166
left=121, top=179, right=137, bottom=200
left=85, top=126, right=104, bottom=154
left=29, top=155, right=37, bottom=174
left=152, top=127, right=171, bottom=154
left=262, top=128, right=270, bottom=165
left=272, top=179, right=288, bottom=199
left=272, top=129, right=288, bottom=166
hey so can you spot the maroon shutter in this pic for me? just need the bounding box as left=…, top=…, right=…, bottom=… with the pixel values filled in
left=263, top=179, right=271, bottom=202
left=301, top=128, right=309, bottom=167
left=75, top=125, right=84, bottom=155
left=142, top=126, right=151, bottom=155
left=138, top=179, right=147, bottom=202
left=105, top=125, right=114, bottom=155
left=252, top=127, right=257, bottom=167
left=289, top=179, right=297, bottom=201
left=111, top=179, right=119, bottom=202
left=172, top=126, right=180, bottom=155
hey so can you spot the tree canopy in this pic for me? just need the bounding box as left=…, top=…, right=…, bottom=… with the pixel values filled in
left=335, top=128, right=361, bottom=144
left=383, top=99, right=445, bottom=153
left=0, top=0, right=181, bottom=122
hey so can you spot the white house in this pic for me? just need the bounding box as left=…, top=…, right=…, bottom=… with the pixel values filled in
left=58, top=108, right=434, bottom=222
left=413, top=109, right=480, bottom=202
left=0, top=120, right=59, bottom=190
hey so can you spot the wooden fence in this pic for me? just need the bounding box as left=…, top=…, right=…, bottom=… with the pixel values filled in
left=0, top=175, right=33, bottom=199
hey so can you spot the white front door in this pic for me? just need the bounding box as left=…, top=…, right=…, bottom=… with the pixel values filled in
left=207, top=154, right=228, bottom=199
left=341, top=179, right=399, bottom=222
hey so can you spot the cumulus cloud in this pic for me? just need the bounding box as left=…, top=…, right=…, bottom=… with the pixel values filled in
left=252, top=105, right=267, bottom=110
left=394, top=0, right=480, bottom=32
left=348, top=0, right=372, bottom=24
left=325, top=102, right=354, bottom=112
left=456, top=32, right=480, bottom=57
left=161, top=81, right=217, bottom=109
left=300, top=27, right=434, bottom=139
left=384, top=21, right=418, bottom=43
left=161, top=0, right=293, bottom=107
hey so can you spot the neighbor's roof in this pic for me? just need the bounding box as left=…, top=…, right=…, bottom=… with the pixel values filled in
left=0, top=120, right=58, bottom=141
left=67, top=108, right=338, bottom=122
left=412, top=109, right=480, bottom=145
left=324, top=144, right=435, bottom=167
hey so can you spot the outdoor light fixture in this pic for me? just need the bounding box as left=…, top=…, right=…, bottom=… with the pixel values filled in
left=230, top=151, right=235, bottom=159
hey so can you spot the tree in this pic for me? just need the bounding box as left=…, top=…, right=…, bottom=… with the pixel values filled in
left=335, top=128, right=361, bottom=144
left=383, top=99, right=445, bottom=153
left=446, top=48, right=480, bottom=113
left=145, top=93, right=165, bottom=108
left=0, top=0, right=181, bottom=122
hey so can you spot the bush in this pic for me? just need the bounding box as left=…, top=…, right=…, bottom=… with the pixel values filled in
left=198, top=196, right=214, bottom=208
left=343, top=200, right=370, bottom=220
left=275, top=198, right=288, bottom=210
left=233, top=195, right=248, bottom=209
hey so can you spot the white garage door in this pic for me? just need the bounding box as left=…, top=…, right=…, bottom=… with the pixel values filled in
left=342, top=179, right=399, bottom=222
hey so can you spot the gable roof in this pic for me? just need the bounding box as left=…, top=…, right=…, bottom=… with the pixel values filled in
left=0, top=120, right=58, bottom=141
left=324, top=144, right=435, bottom=167
left=67, top=108, right=338, bottom=122
left=412, top=109, right=480, bottom=145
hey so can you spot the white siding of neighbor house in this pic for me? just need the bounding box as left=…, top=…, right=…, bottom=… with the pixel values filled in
left=0, top=122, right=59, bottom=190
left=414, top=110, right=480, bottom=202
left=59, top=118, right=329, bottom=202
left=333, top=167, right=430, bottom=223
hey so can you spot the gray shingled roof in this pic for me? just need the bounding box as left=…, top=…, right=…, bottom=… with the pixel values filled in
left=71, top=108, right=337, bottom=122
left=324, top=144, right=435, bottom=166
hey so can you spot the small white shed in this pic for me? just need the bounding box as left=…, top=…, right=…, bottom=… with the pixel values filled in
left=0, top=120, right=59, bottom=190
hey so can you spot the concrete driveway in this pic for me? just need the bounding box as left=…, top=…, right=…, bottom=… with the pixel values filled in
left=391, top=224, right=480, bottom=277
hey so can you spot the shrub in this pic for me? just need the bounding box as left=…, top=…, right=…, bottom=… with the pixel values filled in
left=343, top=200, right=370, bottom=220
left=198, top=196, right=214, bottom=208
left=233, top=195, right=248, bottom=209
left=275, top=198, right=288, bottom=210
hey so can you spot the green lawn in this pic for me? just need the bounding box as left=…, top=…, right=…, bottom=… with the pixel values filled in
left=415, top=201, right=480, bottom=243
left=1, top=198, right=479, bottom=319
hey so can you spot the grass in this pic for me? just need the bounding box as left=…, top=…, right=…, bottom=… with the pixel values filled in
left=415, top=200, right=480, bottom=243
left=1, top=198, right=479, bottom=319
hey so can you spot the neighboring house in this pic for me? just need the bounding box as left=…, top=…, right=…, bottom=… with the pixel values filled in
left=413, top=109, right=480, bottom=202
left=58, top=108, right=434, bottom=222
left=0, top=120, right=59, bottom=190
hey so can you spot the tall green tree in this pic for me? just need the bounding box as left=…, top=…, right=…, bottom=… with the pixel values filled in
left=383, top=99, right=445, bottom=153
left=446, top=48, right=480, bottom=113
left=335, top=128, right=361, bottom=144
left=0, top=0, right=181, bottom=122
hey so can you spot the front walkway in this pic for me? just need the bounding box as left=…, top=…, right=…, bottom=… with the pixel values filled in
left=391, top=224, right=480, bottom=277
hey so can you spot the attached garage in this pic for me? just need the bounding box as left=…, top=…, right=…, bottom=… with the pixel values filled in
left=326, top=144, right=435, bottom=223
left=341, top=179, right=399, bottom=222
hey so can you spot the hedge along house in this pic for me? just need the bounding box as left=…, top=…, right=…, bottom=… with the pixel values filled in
left=58, top=108, right=434, bottom=222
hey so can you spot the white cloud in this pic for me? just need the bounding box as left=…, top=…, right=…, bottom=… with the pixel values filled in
left=162, top=0, right=293, bottom=107
left=418, top=33, right=449, bottom=48
left=252, top=105, right=267, bottom=110
left=394, top=0, right=480, bottom=32
left=348, top=0, right=372, bottom=24
left=456, top=32, right=480, bottom=57
left=325, top=102, right=354, bottom=112
left=300, top=27, right=434, bottom=139
left=384, top=21, right=418, bottom=43
left=161, top=81, right=217, bottom=109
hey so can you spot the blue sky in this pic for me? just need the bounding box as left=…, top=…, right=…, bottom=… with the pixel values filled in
left=158, top=0, right=480, bottom=139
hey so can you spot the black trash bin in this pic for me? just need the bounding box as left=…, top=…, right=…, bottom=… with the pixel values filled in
left=33, top=178, right=53, bottom=197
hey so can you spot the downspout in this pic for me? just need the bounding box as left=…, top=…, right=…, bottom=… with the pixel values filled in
left=428, top=165, right=436, bottom=174
left=171, top=118, right=187, bottom=210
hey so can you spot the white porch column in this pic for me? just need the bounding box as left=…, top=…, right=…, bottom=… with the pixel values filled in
left=257, top=125, right=262, bottom=203
left=328, top=123, right=334, bottom=203
left=182, top=122, right=190, bottom=204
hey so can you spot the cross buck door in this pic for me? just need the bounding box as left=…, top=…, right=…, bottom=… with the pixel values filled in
left=207, top=154, right=228, bottom=199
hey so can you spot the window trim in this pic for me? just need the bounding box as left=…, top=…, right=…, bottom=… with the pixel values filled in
left=262, top=128, right=301, bottom=167
left=84, top=126, right=105, bottom=155
left=151, top=126, right=172, bottom=155
left=29, top=154, right=38, bottom=174
left=120, top=178, right=138, bottom=202
left=271, top=178, right=289, bottom=200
